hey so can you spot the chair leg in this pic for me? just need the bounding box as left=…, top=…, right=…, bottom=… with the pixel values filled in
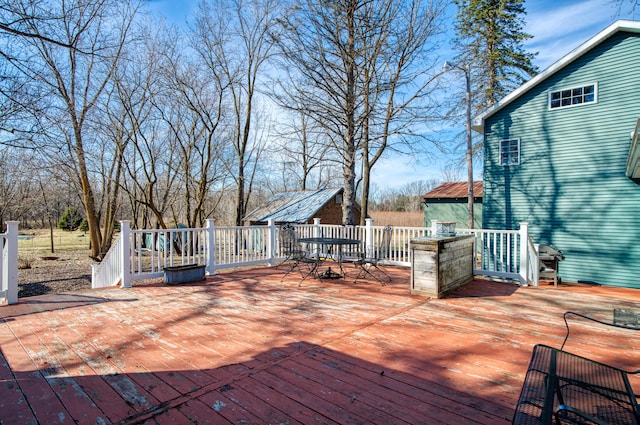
left=354, top=262, right=391, bottom=285
left=297, top=262, right=318, bottom=286
left=353, top=262, right=374, bottom=283
left=281, top=259, right=302, bottom=282
left=371, top=265, right=392, bottom=285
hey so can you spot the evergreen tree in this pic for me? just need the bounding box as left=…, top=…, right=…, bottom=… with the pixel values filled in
left=58, top=207, right=84, bottom=231
left=454, top=0, right=538, bottom=108
left=78, top=219, right=89, bottom=233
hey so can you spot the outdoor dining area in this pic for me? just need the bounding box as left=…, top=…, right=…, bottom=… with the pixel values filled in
left=279, top=223, right=392, bottom=283
left=1, top=263, right=640, bottom=424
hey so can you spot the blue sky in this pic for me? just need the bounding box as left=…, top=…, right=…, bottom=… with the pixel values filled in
left=378, top=0, right=638, bottom=189
left=146, top=0, right=638, bottom=190
left=525, top=0, right=637, bottom=69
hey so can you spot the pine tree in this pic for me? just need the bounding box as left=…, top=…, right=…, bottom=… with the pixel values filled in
left=58, top=207, right=84, bottom=232
left=454, top=0, right=538, bottom=108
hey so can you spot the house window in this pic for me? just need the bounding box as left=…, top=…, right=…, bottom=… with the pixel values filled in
left=335, top=193, right=342, bottom=205
left=500, top=138, right=520, bottom=166
left=549, top=83, right=597, bottom=109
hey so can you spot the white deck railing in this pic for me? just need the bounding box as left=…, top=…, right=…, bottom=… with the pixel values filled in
left=91, top=219, right=538, bottom=289
left=0, top=221, right=19, bottom=305
left=91, top=228, right=126, bottom=289
left=456, top=222, right=536, bottom=285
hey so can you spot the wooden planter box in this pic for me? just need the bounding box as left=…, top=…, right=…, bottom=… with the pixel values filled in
left=410, top=235, right=474, bottom=298
left=163, top=264, right=206, bottom=285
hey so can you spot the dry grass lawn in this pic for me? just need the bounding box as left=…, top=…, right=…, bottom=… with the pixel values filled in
left=369, top=211, right=424, bottom=227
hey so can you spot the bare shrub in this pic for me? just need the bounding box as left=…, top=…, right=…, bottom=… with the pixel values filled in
left=18, top=257, right=34, bottom=270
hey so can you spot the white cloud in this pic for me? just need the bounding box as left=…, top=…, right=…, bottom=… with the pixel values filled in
left=527, top=1, right=615, bottom=44
left=524, top=0, right=627, bottom=69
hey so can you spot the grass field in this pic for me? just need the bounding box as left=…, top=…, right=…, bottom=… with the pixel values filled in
left=18, top=229, right=92, bottom=257
left=369, top=211, right=424, bottom=227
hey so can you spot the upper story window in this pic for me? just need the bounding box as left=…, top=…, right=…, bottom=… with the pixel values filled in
left=500, top=138, right=520, bottom=166
left=549, top=83, right=597, bottom=109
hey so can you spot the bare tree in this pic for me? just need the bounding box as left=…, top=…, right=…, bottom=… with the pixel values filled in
left=613, top=0, right=640, bottom=16
left=370, top=179, right=439, bottom=212
left=274, top=0, right=445, bottom=225
left=115, top=24, right=182, bottom=230
left=191, top=0, right=279, bottom=226
left=274, top=107, right=336, bottom=191
left=0, top=1, right=74, bottom=51
left=274, top=0, right=366, bottom=224
left=2, top=0, right=140, bottom=259
left=0, top=149, right=36, bottom=226
left=357, top=0, right=446, bottom=224
left=159, top=58, right=229, bottom=228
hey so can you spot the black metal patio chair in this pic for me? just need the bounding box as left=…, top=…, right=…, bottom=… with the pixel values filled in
left=279, top=223, right=320, bottom=282
left=353, top=225, right=392, bottom=285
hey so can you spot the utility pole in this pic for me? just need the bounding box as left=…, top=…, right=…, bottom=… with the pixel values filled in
left=443, top=61, right=474, bottom=229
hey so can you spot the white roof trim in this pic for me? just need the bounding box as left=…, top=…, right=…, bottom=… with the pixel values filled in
left=473, top=20, right=640, bottom=133
left=626, top=119, right=640, bottom=178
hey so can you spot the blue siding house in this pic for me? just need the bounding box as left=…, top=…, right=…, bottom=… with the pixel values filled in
left=474, top=20, right=640, bottom=288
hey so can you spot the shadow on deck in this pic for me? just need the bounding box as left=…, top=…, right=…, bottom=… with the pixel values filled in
left=1, top=266, right=640, bottom=424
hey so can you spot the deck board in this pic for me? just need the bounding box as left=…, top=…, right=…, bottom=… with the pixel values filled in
left=2, top=266, right=640, bottom=424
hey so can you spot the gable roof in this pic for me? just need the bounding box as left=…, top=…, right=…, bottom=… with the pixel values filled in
left=242, top=188, right=343, bottom=223
left=423, top=181, right=483, bottom=200
left=473, top=20, right=640, bottom=133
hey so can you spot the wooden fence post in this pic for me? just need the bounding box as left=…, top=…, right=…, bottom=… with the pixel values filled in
left=313, top=218, right=321, bottom=238
left=206, top=219, right=216, bottom=275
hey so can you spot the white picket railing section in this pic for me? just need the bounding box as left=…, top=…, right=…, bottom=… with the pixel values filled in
left=91, top=228, right=126, bottom=289
left=456, top=223, right=537, bottom=285
left=92, top=218, right=538, bottom=289
left=0, top=221, right=19, bottom=305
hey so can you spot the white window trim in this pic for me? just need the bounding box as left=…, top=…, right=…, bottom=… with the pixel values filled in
left=548, top=82, right=598, bottom=110
left=500, top=138, right=520, bottom=166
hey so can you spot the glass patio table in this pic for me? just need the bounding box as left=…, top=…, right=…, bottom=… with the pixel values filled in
left=298, top=237, right=361, bottom=279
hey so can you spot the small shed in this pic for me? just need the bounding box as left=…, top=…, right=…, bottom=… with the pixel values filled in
left=243, top=188, right=361, bottom=225
left=422, top=182, right=483, bottom=228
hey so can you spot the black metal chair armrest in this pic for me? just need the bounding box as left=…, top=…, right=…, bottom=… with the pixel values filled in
left=561, top=311, right=640, bottom=351
left=555, top=404, right=609, bottom=425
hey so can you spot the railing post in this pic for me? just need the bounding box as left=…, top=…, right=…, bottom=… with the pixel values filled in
left=431, top=220, right=438, bottom=237
left=91, top=263, right=99, bottom=288
left=519, top=222, right=529, bottom=286
left=120, top=220, right=131, bottom=288
left=267, top=219, right=276, bottom=267
left=313, top=218, right=321, bottom=238
left=365, top=218, right=374, bottom=248
left=1, top=221, right=19, bottom=305
left=206, top=219, right=216, bottom=275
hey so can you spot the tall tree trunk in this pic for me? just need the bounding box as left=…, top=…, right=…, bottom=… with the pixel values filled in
left=342, top=0, right=357, bottom=226
left=74, top=131, right=103, bottom=259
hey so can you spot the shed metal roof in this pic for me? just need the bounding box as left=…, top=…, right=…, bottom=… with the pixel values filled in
left=243, top=188, right=342, bottom=223
left=423, top=182, right=483, bottom=200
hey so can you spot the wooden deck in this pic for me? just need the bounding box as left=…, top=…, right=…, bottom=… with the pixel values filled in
left=2, top=266, right=640, bottom=424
